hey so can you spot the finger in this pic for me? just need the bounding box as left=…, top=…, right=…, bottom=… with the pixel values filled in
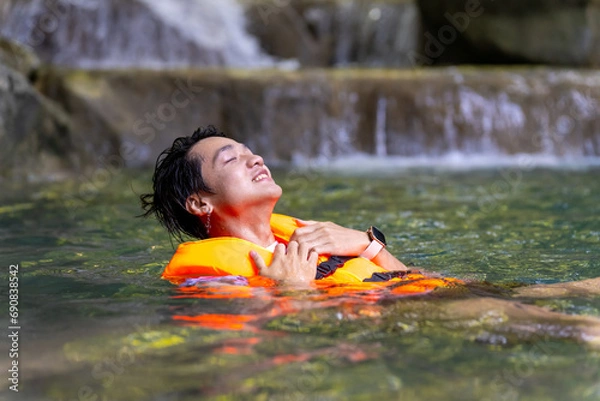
left=274, top=243, right=286, bottom=257
left=298, top=241, right=310, bottom=260
left=249, top=250, right=267, bottom=273
left=290, top=229, right=325, bottom=255
left=308, top=250, right=319, bottom=266
left=290, top=228, right=321, bottom=247
left=295, top=219, right=317, bottom=227
left=287, top=240, right=299, bottom=254
left=290, top=225, right=314, bottom=241
left=301, top=238, right=332, bottom=256
left=292, top=221, right=324, bottom=238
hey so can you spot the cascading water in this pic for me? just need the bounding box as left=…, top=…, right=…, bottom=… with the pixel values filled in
left=0, top=0, right=276, bottom=68
left=247, top=69, right=599, bottom=167
left=375, top=97, right=388, bottom=156
left=0, top=0, right=598, bottom=174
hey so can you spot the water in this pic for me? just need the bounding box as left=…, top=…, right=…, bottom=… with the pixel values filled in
left=0, top=0, right=277, bottom=69
left=1, top=166, right=599, bottom=400
left=0, top=0, right=420, bottom=69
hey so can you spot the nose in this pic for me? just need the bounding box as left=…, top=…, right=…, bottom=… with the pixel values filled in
left=246, top=153, right=264, bottom=167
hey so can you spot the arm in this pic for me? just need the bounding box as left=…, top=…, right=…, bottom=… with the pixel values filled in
left=290, top=219, right=409, bottom=272
left=371, top=248, right=408, bottom=271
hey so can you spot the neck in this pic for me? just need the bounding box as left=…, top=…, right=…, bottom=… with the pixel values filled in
left=208, top=204, right=276, bottom=248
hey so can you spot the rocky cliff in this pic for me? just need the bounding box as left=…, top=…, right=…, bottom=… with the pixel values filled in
left=0, top=0, right=599, bottom=182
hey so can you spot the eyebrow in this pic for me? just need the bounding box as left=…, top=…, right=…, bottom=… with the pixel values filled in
left=211, top=144, right=251, bottom=167
left=212, top=144, right=234, bottom=167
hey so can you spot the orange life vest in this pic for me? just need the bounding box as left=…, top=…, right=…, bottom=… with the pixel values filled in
left=163, top=214, right=461, bottom=292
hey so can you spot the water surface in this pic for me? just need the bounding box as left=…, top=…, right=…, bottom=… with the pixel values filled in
left=1, top=167, right=599, bottom=401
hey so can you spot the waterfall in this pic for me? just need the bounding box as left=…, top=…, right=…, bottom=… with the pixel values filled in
left=136, top=0, right=272, bottom=68
left=2, top=2, right=599, bottom=171
left=375, top=97, right=388, bottom=156
left=333, top=1, right=419, bottom=67
left=245, top=68, right=600, bottom=167
left=0, top=0, right=276, bottom=69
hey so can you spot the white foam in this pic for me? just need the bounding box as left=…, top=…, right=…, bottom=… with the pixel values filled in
left=292, top=152, right=600, bottom=172
left=1, top=0, right=282, bottom=69
left=137, top=0, right=273, bottom=68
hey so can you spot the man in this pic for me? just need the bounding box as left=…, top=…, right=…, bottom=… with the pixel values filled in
left=141, top=125, right=409, bottom=285
left=142, top=125, right=600, bottom=346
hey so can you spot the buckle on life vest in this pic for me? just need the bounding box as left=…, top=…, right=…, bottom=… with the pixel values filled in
left=315, top=256, right=352, bottom=279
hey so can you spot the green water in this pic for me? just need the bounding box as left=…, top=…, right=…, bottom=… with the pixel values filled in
left=1, top=167, right=599, bottom=401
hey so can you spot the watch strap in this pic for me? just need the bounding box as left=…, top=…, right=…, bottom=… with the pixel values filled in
left=359, top=239, right=385, bottom=260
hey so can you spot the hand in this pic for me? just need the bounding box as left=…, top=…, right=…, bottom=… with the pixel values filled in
left=289, top=219, right=371, bottom=257
left=250, top=241, right=318, bottom=285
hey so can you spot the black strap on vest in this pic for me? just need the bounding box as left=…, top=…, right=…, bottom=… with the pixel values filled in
left=316, top=257, right=417, bottom=283
left=363, top=269, right=416, bottom=282
left=315, top=256, right=352, bottom=279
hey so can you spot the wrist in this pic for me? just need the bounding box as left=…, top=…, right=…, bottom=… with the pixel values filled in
left=359, top=226, right=387, bottom=260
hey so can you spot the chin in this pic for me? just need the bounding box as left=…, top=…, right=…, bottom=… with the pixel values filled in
left=270, top=184, right=283, bottom=199
left=249, top=182, right=282, bottom=205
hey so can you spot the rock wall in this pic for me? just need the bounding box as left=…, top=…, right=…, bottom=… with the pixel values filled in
left=244, top=0, right=420, bottom=67
left=0, top=61, right=73, bottom=181
left=1, top=0, right=600, bottom=181
left=0, top=0, right=275, bottom=69
left=2, top=0, right=598, bottom=68
left=0, top=39, right=122, bottom=182
left=417, top=0, right=600, bottom=66
left=0, top=37, right=40, bottom=78
left=36, top=67, right=600, bottom=170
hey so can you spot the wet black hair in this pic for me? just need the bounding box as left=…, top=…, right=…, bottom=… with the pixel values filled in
left=140, top=125, right=226, bottom=241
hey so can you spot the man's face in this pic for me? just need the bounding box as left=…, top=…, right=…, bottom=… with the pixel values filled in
left=188, top=136, right=282, bottom=215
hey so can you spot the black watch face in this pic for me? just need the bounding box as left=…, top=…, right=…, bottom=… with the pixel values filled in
left=371, top=226, right=387, bottom=246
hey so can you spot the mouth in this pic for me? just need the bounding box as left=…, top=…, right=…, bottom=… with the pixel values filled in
left=252, top=169, right=271, bottom=182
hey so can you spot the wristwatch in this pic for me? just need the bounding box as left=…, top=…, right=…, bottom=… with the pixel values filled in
left=359, top=226, right=387, bottom=260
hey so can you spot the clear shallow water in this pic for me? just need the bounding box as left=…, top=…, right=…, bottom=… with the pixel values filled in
left=0, top=167, right=599, bottom=401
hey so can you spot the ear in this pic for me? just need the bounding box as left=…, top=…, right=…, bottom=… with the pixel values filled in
left=185, top=193, right=212, bottom=217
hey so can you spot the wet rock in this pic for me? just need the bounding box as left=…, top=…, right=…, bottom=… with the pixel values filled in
left=1, top=0, right=420, bottom=69
left=0, top=37, right=40, bottom=78
left=0, top=62, right=78, bottom=181
left=2, top=0, right=598, bottom=68
left=0, top=0, right=274, bottom=69
left=417, top=0, right=600, bottom=66
left=243, top=0, right=420, bottom=67
left=35, top=67, right=600, bottom=173
left=36, top=68, right=223, bottom=169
